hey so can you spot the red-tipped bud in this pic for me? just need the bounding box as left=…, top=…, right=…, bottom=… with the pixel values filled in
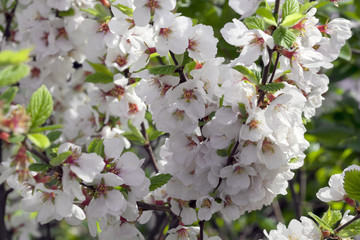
left=345, top=197, right=356, bottom=208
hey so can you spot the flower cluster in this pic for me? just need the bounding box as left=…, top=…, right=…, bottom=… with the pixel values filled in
left=0, top=0, right=353, bottom=239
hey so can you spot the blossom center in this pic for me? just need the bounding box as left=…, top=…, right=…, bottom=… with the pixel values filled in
left=172, top=109, right=185, bottom=121
left=147, top=0, right=160, bottom=11
left=262, top=139, right=275, bottom=154
left=96, top=183, right=109, bottom=197
left=201, top=198, right=212, bottom=208
left=249, top=119, right=259, bottom=129
left=182, top=89, right=197, bottom=103
left=115, top=55, right=128, bottom=67
left=128, top=103, right=139, bottom=114
left=159, top=28, right=172, bottom=38
left=31, top=67, right=41, bottom=78
left=188, top=39, right=197, bottom=50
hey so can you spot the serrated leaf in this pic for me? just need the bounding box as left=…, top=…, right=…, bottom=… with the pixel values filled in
left=29, top=163, right=49, bottom=172
left=259, top=82, right=285, bottom=93
left=0, top=48, right=32, bottom=66
left=113, top=4, right=133, bottom=17
left=94, top=139, right=105, bottom=157
left=87, top=138, right=104, bottom=157
left=308, top=212, right=333, bottom=232
left=282, top=0, right=300, bottom=19
left=27, top=85, right=53, bottom=128
left=0, top=64, right=30, bottom=87
left=58, top=8, right=75, bottom=17
left=281, top=13, right=306, bottom=27
left=299, top=1, right=318, bottom=14
left=273, top=26, right=297, bottom=48
left=47, top=131, right=62, bottom=142
left=322, top=208, right=342, bottom=228
left=0, top=86, right=18, bottom=104
left=30, top=124, right=63, bottom=133
left=233, top=65, right=259, bottom=85
left=87, top=61, right=113, bottom=77
left=243, top=16, right=265, bottom=31
left=217, top=149, right=228, bottom=157
left=50, top=151, right=71, bottom=166
left=149, top=65, right=178, bottom=75
left=27, top=133, right=51, bottom=149
left=337, top=218, right=360, bottom=238
left=343, top=169, right=360, bottom=202
left=149, top=174, right=172, bottom=191
left=85, top=72, right=113, bottom=84
left=256, top=7, right=277, bottom=26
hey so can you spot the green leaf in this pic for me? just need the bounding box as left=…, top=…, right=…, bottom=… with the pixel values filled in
left=273, top=26, right=297, bottom=48
left=94, top=139, right=105, bottom=158
left=243, top=16, right=265, bottom=31
left=321, top=208, right=342, bottom=228
left=233, top=65, right=259, bottom=85
left=29, top=163, right=49, bottom=172
left=94, top=3, right=110, bottom=19
left=8, top=135, right=25, bottom=143
left=27, top=85, right=53, bottom=128
left=337, top=218, right=360, bottom=238
left=0, top=86, right=18, bottom=104
left=308, top=212, right=333, bottom=232
left=281, top=13, right=306, bottom=27
left=339, top=42, right=352, bottom=61
left=88, top=138, right=101, bottom=153
left=87, top=61, right=113, bottom=77
left=299, top=1, right=318, bottom=14
left=343, top=169, right=360, bottom=202
left=47, top=131, right=62, bottom=142
left=259, top=82, right=285, bottom=93
left=127, top=120, right=146, bottom=144
left=80, top=8, right=101, bottom=17
left=0, top=48, right=32, bottom=66
left=0, top=64, right=30, bottom=87
left=149, top=65, right=178, bottom=75
left=30, top=124, right=63, bottom=133
left=147, top=127, right=166, bottom=142
left=149, top=174, right=172, bottom=191
left=282, top=0, right=300, bottom=19
left=184, top=61, right=196, bottom=77
left=50, top=151, right=71, bottom=166
left=87, top=138, right=105, bottom=157
left=256, top=7, right=277, bottom=26
left=27, top=133, right=51, bottom=149
left=217, top=149, right=228, bottom=157
left=113, top=4, right=133, bottom=17
left=85, top=72, right=113, bottom=84
left=58, top=8, right=75, bottom=17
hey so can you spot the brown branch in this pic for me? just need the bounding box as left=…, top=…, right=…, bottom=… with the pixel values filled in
left=213, top=141, right=240, bottom=193
left=136, top=201, right=171, bottom=212
left=3, top=0, right=17, bottom=43
left=199, top=220, right=205, bottom=240
left=169, top=51, right=187, bottom=84
left=334, top=212, right=360, bottom=234
left=25, top=142, right=51, bottom=165
left=140, top=122, right=159, bottom=173
left=268, top=51, right=280, bottom=84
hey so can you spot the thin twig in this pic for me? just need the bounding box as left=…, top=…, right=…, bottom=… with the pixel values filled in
left=199, top=220, right=205, bottom=240
left=213, top=141, right=240, bottom=193
left=289, top=179, right=301, bottom=220
left=2, top=0, right=18, bottom=46
left=334, top=212, right=360, bottom=234
left=136, top=201, right=171, bottom=212
left=169, top=51, right=187, bottom=83
left=268, top=51, right=280, bottom=84
left=140, top=122, right=159, bottom=173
